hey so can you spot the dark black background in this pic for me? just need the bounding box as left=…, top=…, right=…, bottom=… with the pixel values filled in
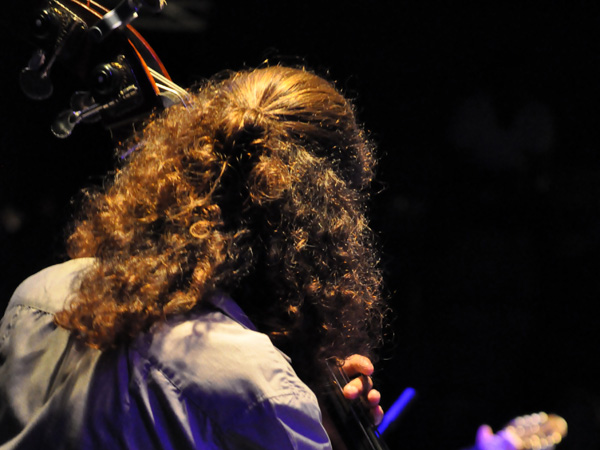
left=2, top=1, right=600, bottom=449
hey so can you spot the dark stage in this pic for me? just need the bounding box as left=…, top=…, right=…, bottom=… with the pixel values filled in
left=1, top=1, right=600, bottom=448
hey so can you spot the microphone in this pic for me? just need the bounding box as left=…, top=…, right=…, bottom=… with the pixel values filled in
left=89, top=0, right=166, bottom=42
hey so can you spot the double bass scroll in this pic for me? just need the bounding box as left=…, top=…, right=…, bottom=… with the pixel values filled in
left=4, top=0, right=187, bottom=139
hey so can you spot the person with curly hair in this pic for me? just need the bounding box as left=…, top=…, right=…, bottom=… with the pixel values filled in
left=0, top=66, right=524, bottom=450
left=0, top=66, right=386, bottom=449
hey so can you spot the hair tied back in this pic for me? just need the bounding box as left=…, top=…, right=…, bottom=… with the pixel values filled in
left=218, top=106, right=269, bottom=154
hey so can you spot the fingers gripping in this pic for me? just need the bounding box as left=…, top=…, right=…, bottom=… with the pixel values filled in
left=340, top=355, right=384, bottom=426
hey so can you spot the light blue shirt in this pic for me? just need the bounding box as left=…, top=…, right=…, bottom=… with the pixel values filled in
left=0, top=258, right=331, bottom=449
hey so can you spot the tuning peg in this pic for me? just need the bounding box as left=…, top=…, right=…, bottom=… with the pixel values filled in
left=20, top=6, right=87, bottom=101
left=91, top=61, right=131, bottom=96
left=32, top=8, right=58, bottom=39
left=19, top=50, right=54, bottom=100
left=51, top=110, right=81, bottom=139
left=47, top=92, right=98, bottom=138
left=51, top=84, right=140, bottom=138
left=69, top=92, right=100, bottom=123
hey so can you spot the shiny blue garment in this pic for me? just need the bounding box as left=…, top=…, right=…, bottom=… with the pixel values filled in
left=0, top=258, right=331, bottom=449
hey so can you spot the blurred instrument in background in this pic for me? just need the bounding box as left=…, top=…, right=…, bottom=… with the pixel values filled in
left=2, top=0, right=188, bottom=140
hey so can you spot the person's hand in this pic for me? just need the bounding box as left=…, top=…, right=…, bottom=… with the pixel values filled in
left=476, top=424, right=522, bottom=450
left=340, top=354, right=384, bottom=426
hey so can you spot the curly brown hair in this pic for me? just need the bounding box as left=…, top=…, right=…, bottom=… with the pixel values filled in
left=55, top=66, right=385, bottom=384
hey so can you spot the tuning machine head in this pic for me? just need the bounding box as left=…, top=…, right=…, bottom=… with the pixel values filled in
left=20, top=4, right=87, bottom=101
left=19, top=49, right=53, bottom=100
left=31, top=7, right=60, bottom=40
left=90, top=59, right=132, bottom=97
left=14, top=0, right=182, bottom=140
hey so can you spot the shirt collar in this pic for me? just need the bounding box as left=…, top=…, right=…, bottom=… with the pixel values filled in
left=207, top=292, right=258, bottom=332
left=207, top=292, right=293, bottom=365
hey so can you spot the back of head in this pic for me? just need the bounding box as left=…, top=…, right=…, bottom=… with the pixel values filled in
left=57, top=66, right=384, bottom=384
left=214, top=66, right=373, bottom=186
